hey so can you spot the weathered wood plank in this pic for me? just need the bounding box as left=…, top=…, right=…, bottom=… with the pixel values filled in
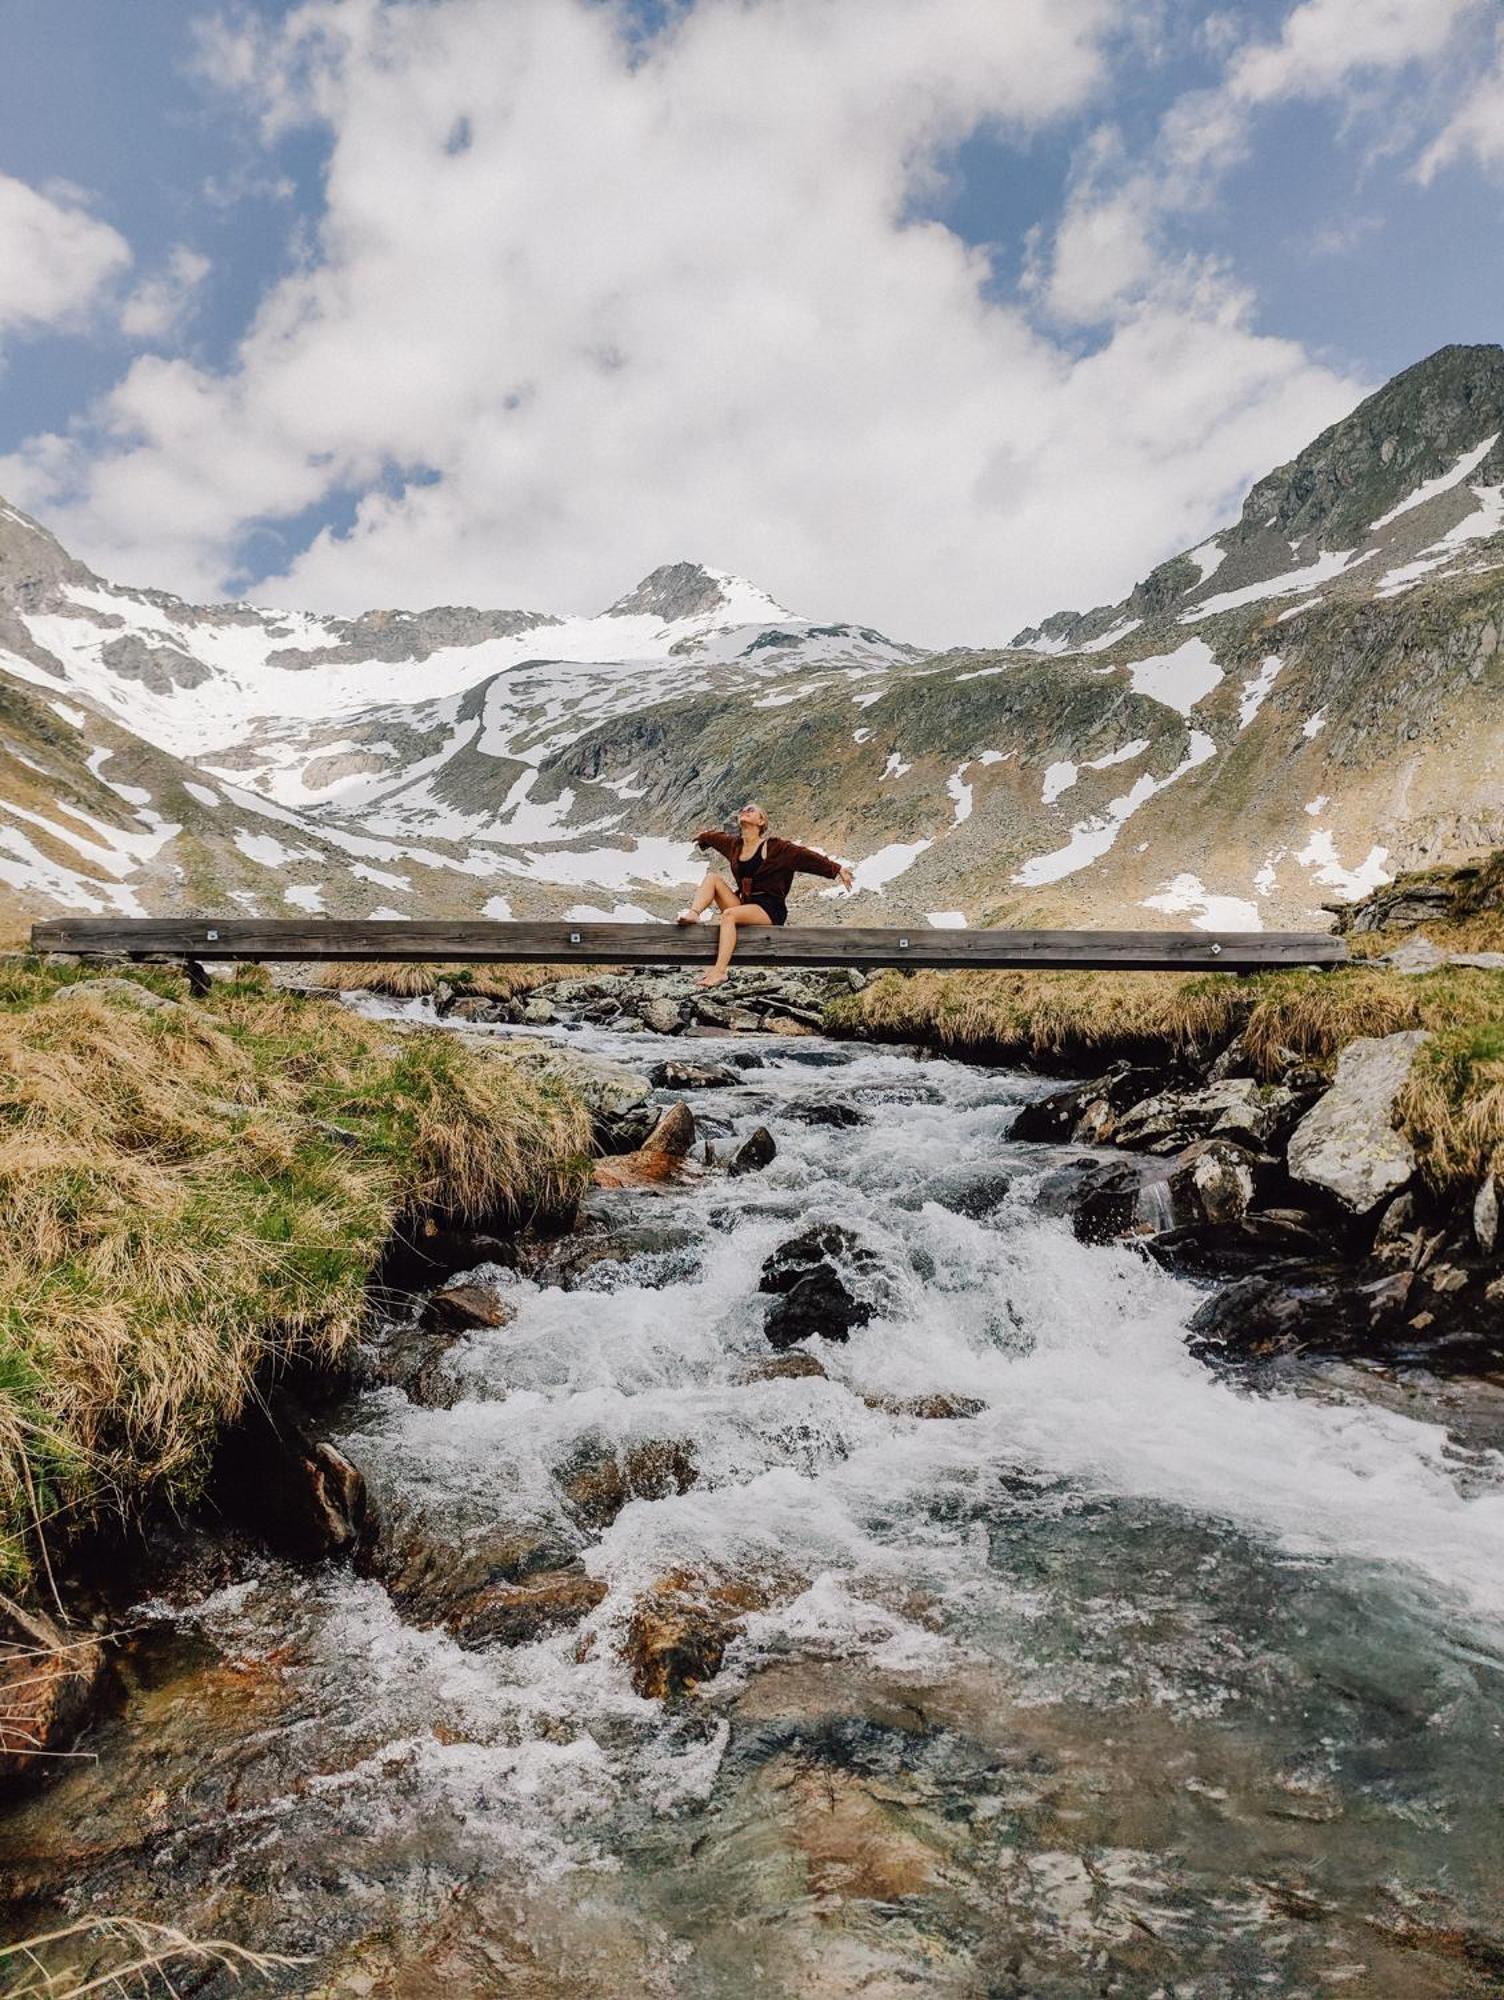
left=29, top=917, right=1349, bottom=971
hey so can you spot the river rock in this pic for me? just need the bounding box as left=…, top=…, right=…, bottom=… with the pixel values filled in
left=1187, top=1262, right=1424, bottom=1362
left=759, top=1223, right=879, bottom=1348
left=534, top=1220, right=701, bottom=1288
left=0, top=1596, right=106, bottom=1790
left=448, top=1564, right=607, bottom=1647
left=650, top=1059, right=737, bottom=1089
left=624, top=1568, right=792, bottom=1698
left=1167, top=1138, right=1258, bottom=1229
left=784, top=1098, right=868, bottom=1128
left=1287, top=1031, right=1429, bottom=1214
left=1474, top=1176, right=1500, bottom=1254
left=1144, top=1209, right=1326, bottom=1279
left=1008, top=1065, right=1165, bottom=1144
left=421, top=1282, right=515, bottom=1335
left=729, top=1126, right=777, bottom=1175
left=863, top=1393, right=986, bottom=1420
left=560, top=1438, right=698, bottom=1528
left=897, top=1166, right=1012, bottom=1219
left=375, top=1517, right=579, bottom=1630
left=48, top=976, right=179, bottom=1015
left=213, top=1387, right=368, bottom=1560
left=765, top=1016, right=816, bottom=1038
left=640, top=997, right=685, bottom=1035
left=740, top=1351, right=828, bottom=1383
left=505, top=1047, right=654, bottom=1152
left=592, top=1102, right=697, bottom=1188
left=1113, top=1077, right=1297, bottom=1154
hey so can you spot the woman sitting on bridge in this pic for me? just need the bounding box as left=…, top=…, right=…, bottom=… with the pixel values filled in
left=678, top=802, right=854, bottom=987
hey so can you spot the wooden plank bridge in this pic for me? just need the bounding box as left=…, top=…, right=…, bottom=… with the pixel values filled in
left=30, top=917, right=1350, bottom=978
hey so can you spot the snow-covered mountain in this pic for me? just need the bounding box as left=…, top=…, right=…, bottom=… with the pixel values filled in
left=3, top=342, right=1504, bottom=934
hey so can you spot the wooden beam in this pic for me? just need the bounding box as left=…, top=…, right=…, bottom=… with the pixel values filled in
left=28, top=917, right=1349, bottom=972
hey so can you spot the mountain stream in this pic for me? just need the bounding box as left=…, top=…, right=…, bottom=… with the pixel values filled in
left=7, top=1015, right=1504, bottom=1996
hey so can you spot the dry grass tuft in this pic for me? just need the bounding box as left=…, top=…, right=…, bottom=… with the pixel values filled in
left=0, top=960, right=591, bottom=1589
left=833, top=961, right=1504, bottom=1196
left=307, top=960, right=561, bottom=1000
left=1399, top=1026, right=1504, bottom=1189
left=826, top=967, right=1246, bottom=1066
left=0, top=1914, right=305, bottom=1996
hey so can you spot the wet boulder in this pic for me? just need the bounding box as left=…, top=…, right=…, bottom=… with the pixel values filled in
left=0, top=1596, right=106, bottom=1791
left=624, top=1567, right=796, bottom=1698
left=1008, top=1064, right=1166, bottom=1145
left=758, top=1222, right=880, bottom=1348
left=1187, top=1262, right=1417, bottom=1362
left=728, top=1126, right=777, bottom=1176
left=1144, top=1208, right=1327, bottom=1279
left=739, top=1351, right=829, bottom=1384
left=897, top=1166, right=1012, bottom=1219
left=1167, top=1138, right=1258, bottom=1230
left=650, top=1059, right=738, bottom=1089
left=534, top=1219, right=701, bottom=1289
left=213, top=1387, right=368, bottom=1560
left=592, top=1102, right=697, bottom=1188
left=863, top=1393, right=986, bottom=1420
left=422, top=1282, right=514, bottom=1335
left=373, top=1516, right=580, bottom=1632
left=1287, top=1031, right=1430, bottom=1214
left=784, top=1098, right=868, bottom=1129
left=640, top=997, right=685, bottom=1035
left=448, top=1564, right=607, bottom=1648
left=560, top=1438, right=699, bottom=1529
left=1112, top=1077, right=1298, bottom=1155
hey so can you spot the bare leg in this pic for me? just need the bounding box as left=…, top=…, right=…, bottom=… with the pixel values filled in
left=697, top=902, right=772, bottom=986
left=677, top=870, right=737, bottom=924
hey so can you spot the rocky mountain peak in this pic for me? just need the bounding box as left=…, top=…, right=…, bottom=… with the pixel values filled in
left=1235, top=342, right=1504, bottom=550
left=604, top=562, right=785, bottom=624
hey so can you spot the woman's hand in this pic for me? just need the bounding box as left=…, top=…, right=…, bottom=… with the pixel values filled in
left=837, top=865, right=855, bottom=891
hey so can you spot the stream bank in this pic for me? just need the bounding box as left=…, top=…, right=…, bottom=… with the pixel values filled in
left=6, top=984, right=1504, bottom=1996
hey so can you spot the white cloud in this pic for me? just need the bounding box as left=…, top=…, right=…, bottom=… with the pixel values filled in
left=1418, top=23, right=1504, bottom=178
left=0, top=173, right=130, bottom=338
left=121, top=246, right=212, bottom=341
left=3, top=0, right=1364, bottom=643
left=1043, top=175, right=1159, bottom=324
left=1227, top=0, right=1482, bottom=106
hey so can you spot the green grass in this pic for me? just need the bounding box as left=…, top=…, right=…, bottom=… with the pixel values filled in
left=0, top=960, right=592, bottom=1592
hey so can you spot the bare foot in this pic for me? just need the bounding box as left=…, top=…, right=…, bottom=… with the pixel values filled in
left=696, top=967, right=729, bottom=988
left=675, top=908, right=699, bottom=926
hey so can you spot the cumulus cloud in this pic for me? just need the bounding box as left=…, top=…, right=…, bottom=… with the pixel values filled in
left=120, top=246, right=212, bottom=341
left=1418, top=22, right=1504, bottom=178
left=0, top=172, right=130, bottom=340
left=4, top=0, right=1365, bottom=642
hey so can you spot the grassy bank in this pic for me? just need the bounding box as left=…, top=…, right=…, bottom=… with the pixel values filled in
left=828, top=962, right=1504, bottom=1192
left=0, top=959, right=592, bottom=1592
left=307, top=961, right=561, bottom=1000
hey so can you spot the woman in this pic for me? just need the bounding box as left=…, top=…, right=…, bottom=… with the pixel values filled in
left=678, top=802, right=854, bottom=988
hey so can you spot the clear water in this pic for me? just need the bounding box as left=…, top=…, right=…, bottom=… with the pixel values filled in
left=8, top=1020, right=1504, bottom=1996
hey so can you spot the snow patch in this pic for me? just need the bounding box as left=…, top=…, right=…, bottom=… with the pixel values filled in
left=283, top=884, right=325, bottom=913
left=1127, top=638, right=1222, bottom=715
left=926, top=911, right=967, bottom=928
left=1237, top=655, right=1282, bottom=728
left=1187, top=547, right=1366, bottom=619
left=880, top=752, right=911, bottom=782
left=562, top=902, right=662, bottom=923
left=49, top=702, right=86, bottom=729
left=1370, top=434, right=1499, bottom=530
left=1013, top=732, right=1215, bottom=888
left=1142, top=874, right=1261, bottom=931
left=946, top=763, right=973, bottom=825
left=1302, top=711, right=1327, bottom=739
left=1297, top=830, right=1391, bottom=901
left=1187, top=539, right=1227, bottom=584
left=1080, top=617, right=1141, bottom=654
left=1042, top=761, right=1077, bottom=806
left=183, top=781, right=222, bottom=808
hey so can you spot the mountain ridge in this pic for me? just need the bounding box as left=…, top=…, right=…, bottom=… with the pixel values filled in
left=2, top=342, right=1502, bottom=936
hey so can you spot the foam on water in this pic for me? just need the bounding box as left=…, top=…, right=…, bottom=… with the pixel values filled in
left=153, top=1022, right=1504, bottom=1932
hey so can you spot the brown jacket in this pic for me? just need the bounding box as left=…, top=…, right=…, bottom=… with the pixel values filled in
left=694, top=829, right=841, bottom=920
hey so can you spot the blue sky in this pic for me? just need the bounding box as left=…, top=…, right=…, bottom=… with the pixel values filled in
left=0, top=0, right=1500, bottom=642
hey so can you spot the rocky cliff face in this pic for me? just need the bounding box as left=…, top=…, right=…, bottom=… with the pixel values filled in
left=1, top=343, right=1502, bottom=933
